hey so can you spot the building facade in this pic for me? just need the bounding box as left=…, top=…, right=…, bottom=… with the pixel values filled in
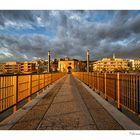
left=58, top=57, right=86, bottom=72
left=0, top=61, right=21, bottom=74
left=93, top=57, right=129, bottom=73
left=20, top=61, right=36, bottom=74
left=58, top=58, right=79, bottom=72
left=129, top=59, right=140, bottom=71
left=133, top=59, right=140, bottom=70
left=31, top=60, right=48, bottom=73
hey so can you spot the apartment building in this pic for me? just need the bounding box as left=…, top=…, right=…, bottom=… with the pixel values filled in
left=93, top=57, right=129, bottom=73
left=0, top=61, right=21, bottom=74
left=20, top=61, right=36, bottom=74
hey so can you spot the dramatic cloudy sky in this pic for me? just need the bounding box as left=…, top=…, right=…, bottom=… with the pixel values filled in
left=0, top=10, right=140, bottom=62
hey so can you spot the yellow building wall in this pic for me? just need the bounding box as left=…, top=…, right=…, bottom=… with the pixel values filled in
left=58, top=61, right=75, bottom=72
left=93, top=58, right=128, bottom=72
left=58, top=60, right=81, bottom=72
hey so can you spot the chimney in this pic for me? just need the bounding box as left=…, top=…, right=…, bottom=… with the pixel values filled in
left=48, top=51, right=51, bottom=73
left=87, top=50, right=90, bottom=73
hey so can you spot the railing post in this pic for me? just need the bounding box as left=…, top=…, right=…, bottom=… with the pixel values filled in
left=91, top=72, right=93, bottom=89
left=13, top=75, right=18, bottom=113
left=82, top=72, right=84, bottom=82
left=46, top=74, right=48, bottom=86
left=44, top=73, right=45, bottom=89
left=117, top=72, right=121, bottom=111
left=90, top=72, right=92, bottom=88
left=137, top=76, right=140, bottom=115
left=44, top=73, right=46, bottom=88
left=49, top=73, right=51, bottom=85
left=104, top=72, right=107, bottom=100
left=50, top=73, right=52, bottom=85
left=28, top=75, right=32, bottom=102
left=97, top=73, right=100, bottom=94
left=88, top=72, right=89, bottom=86
left=37, top=74, right=40, bottom=96
left=89, top=72, right=91, bottom=87
left=91, top=72, right=93, bottom=88
left=92, top=72, right=94, bottom=90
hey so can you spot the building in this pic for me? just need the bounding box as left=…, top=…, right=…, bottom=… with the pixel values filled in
left=58, top=57, right=86, bottom=72
left=128, top=59, right=140, bottom=72
left=51, top=59, right=58, bottom=72
left=89, top=60, right=97, bottom=72
left=58, top=57, right=79, bottom=72
left=93, top=55, right=129, bottom=73
left=20, top=61, right=36, bottom=74
left=31, top=59, right=48, bottom=73
left=0, top=63, right=6, bottom=74
left=133, top=59, right=140, bottom=70
left=0, top=61, right=21, bottom=74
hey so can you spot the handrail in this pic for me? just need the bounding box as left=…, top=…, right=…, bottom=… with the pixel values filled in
left=0, top=72, right=66, bottom=113
left=73, top=72, right=140, bottom=116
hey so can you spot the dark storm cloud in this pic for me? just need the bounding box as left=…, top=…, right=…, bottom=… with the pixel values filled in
left=0, top=10, right=140, bottom=62
left=0, top=11, right=35, bottom=26
left=128, top=14, right=140, bottom=33
left=47, top=10, right=140, bottom=60
left=0, top=34, right=51, bottom=61
left=60, top=12, right=68, bottom=28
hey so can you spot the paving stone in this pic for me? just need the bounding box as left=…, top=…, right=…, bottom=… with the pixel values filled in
left=83, top=98, right=103, bottom=110
left=38, top=111, right=95, bottom=130
left=56, top=91, right=72, bottom=96
left=10, top=105, right=49, bottom=130
left=95, top=120, right=123, bottom=130
left=45, top=101, right=81, bottom=116
left=53, top=95, right=75, bottom=103
left=78, top=124, right=97, bottom=130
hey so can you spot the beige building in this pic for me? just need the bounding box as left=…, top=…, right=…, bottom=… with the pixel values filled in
left=58, top=58, right=79, bottom=72
left=129, top=59, right=140, bottom=70
left=20, top=61, right=36, bottom=74
left=93, top=56, right=129, bottom=73
left=58, top=57, right=86, bottom=72
left=0, top=63, right=6, bottom=74
left=133, top=59, right=140, bottom=70
left=0, top=61, right=21, bottom=74
left=0, top=60, right=46, bottom=74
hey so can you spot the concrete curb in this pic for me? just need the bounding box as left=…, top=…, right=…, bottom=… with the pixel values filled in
left=0, top=75, right=66, bottom=130
left=74, top=77, right=140, bottom=130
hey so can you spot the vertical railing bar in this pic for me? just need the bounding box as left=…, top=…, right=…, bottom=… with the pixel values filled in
left=104, top=73, right=107, bottom=100
left=117, top=72, right=121, bottom=111
left=44, top=73, right=45, bottom=89
left=133, top=75, right=136, bottom=113
left=138, top=76, right=140, bottom=115
left=28, top=75, right=32, bottom=102
left=13, top=75, right=18, bottom=112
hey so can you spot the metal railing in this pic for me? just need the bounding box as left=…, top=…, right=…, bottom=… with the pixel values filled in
left=0, top=72, right=66, bottom=113
left=73, top=72, right=140, bottom=115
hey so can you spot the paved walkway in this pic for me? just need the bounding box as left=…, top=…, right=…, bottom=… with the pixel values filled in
left=2, top=74, right=124, bottom=130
